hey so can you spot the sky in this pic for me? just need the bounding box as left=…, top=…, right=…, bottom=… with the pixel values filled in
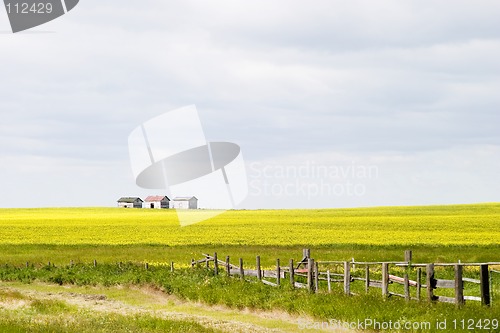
left=0, top=0, right=499, bottom=209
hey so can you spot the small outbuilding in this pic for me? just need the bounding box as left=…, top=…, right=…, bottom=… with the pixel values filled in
left=143, top=195, right=170, bottom=209
left=171, top=196, right=198, bottom=209
left=117, top=197, right=143, bottom=208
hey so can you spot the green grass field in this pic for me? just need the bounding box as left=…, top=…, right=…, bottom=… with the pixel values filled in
left=0, top=203, right=499, bottom=332
left=0, top=263, right=498, bottom=333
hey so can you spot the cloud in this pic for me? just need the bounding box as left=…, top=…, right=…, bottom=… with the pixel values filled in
left=0, top=0, right=499, bottom=207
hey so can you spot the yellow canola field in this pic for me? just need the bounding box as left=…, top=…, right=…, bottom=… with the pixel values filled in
left=0, top=203, right=499, bottom=246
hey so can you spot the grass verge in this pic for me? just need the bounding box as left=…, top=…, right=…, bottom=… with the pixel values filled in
left=0, top=263, right=499, bottom=332
left=0, top=244, right=499, bottom=267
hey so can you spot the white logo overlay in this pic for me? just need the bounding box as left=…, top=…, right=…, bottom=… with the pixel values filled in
left=128, top=105, right=248, bottom=226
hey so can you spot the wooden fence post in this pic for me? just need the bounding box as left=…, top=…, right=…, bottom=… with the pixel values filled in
left=307, top=258, right=314, bottom=291
left=289, top=259, right=295, bottom=288
left=145, top=262, right=149, bottom=270
left=256, top=256, right=262, bottom=280
left=314, top=261, right=319, bottom=293
left=344, top=261, right=351, bottom=296
left=170, top=261, right=174, bottom=272
left=480, top=264, right=490, bottom=306
left=214, top=252, right=218, bottom=275
left=416, top=268, right=422, bottom=301
left=276, top=259, right=281, bottom=286
left=327, top=270, right=332, bottom=293
left=239, top=258, right=244, bottom=280
left=455, top=264, right=464, bottom=307
left=404, top=273, right=410, bottom=301
left=404, top=250, right=413, bottom=263
left=206, top=255, right=210, bottom=269
left=426, top=264, right=434, bottom=302
left=93, top=259, right=97, bottom=267
left=226, top=256, right=231, bottom=276
left=365, top=265, right=370, bottom=293
left=191, top=259, right=195, bottom=268
left=304, top=249, right=310, bottom=259
left=381, top=263, right=389, bottom=297
left=26, top=262, right=29, bottom=268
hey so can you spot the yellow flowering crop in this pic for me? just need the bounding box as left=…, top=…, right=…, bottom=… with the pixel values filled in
left=0, top=203, right=498, bottom=246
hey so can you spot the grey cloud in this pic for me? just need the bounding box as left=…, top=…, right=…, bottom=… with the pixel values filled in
left=0, top=0, right=499, bottom=207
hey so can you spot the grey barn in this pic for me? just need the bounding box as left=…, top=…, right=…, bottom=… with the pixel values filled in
left=117, top=197, right=143, bottom=208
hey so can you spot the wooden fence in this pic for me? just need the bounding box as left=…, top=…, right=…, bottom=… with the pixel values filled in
left=13, top=249, right=499, bottom=308
left=191, top=249, right=499, bottom=307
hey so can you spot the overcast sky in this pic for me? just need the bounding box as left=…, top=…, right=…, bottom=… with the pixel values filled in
left=0, top=0, right=499, bottom=209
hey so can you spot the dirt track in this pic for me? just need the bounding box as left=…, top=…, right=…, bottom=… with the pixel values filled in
left=0, top=282, right=352, bottom=333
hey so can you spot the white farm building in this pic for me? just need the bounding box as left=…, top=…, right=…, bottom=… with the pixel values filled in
left=171, top=196, right=198, bottom=209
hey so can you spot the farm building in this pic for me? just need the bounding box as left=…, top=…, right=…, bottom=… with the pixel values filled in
left=117, top=197, right=143, bottom=208
left=143, top=195, right=170, bottom=209
left=171, top=196, right=198, bottom=209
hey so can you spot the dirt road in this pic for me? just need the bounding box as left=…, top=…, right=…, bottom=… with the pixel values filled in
left=0, top=282, right=352, bottom=333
